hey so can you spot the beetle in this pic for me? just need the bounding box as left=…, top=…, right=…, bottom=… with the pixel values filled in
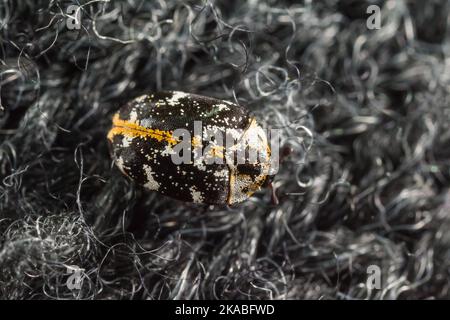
left=107, top=91, right=274, bottom=205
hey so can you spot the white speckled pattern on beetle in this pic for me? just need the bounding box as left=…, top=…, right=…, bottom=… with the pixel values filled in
left=108, top=91, right=273, bottom=205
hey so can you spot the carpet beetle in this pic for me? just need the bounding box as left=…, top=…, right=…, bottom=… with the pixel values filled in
left=108, top=91, right=273, bottom=205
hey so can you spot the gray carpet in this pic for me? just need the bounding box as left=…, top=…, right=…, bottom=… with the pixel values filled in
left=0, top=0, right=449, bottom=299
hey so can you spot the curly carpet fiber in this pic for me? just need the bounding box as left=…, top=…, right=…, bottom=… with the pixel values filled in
left=0, top=0, right=449, bottom=299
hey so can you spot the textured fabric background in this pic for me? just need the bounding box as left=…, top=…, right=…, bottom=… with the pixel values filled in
left=0, top=0, right=449, bottom=299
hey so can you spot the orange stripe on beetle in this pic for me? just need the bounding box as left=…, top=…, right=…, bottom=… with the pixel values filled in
left=108, top=114, right=179, bottom=145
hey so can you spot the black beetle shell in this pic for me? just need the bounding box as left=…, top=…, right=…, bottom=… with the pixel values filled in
left=108, top=91, right=270, bottom=204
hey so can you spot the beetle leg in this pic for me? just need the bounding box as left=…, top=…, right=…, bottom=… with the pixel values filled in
left=269, top=182, right=279, bottom=205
